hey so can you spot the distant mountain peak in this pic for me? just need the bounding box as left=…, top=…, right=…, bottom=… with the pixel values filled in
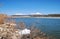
left=31, top=12, right=42, bottom=15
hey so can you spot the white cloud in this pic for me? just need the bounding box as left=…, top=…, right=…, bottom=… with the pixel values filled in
left=14, top=12, right=43, bottom=15
left=15, top=13, right=25, bottom=15
left=31, top=12, right=43, bottom=15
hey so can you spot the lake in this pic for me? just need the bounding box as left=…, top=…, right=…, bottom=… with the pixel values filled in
left=10, top=18, right=60, bottom=39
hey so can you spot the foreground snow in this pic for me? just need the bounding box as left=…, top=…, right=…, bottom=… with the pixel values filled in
left=19, top=28, right=31, bottom=35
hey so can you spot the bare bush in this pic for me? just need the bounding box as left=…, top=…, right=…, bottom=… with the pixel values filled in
left=0, top=14, right=7, bottom=24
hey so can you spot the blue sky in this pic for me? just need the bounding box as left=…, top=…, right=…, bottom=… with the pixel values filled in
left=0, top=0, right=60, bottom=15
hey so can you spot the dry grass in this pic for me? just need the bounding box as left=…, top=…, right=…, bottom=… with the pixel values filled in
left=0, top=14, right=7, bottom=24
left=0, top=14, right=56, bottom=39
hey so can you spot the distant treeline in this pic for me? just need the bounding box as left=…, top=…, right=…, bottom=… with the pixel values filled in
left=48, top=14, right=60, bottom=17
left=0, top=14, right=60, bottom=18
left=30, top=14, right=60, bottom=17
left=11, top=14, right=60, bottom=17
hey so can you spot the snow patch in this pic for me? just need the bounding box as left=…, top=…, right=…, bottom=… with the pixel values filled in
left=19, top=28, right=30, bottom=35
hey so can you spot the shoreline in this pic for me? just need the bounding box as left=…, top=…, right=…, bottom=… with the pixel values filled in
left=10, top=17, right=60, bottom=19
left=33, top=17, right=60, bottom=18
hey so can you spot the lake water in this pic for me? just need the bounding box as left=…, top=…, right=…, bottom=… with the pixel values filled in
left=10, top=18, right=60, bottom=39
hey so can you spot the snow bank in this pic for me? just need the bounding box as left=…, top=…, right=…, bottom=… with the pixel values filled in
left=19, top=28, right=30, bottom=35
